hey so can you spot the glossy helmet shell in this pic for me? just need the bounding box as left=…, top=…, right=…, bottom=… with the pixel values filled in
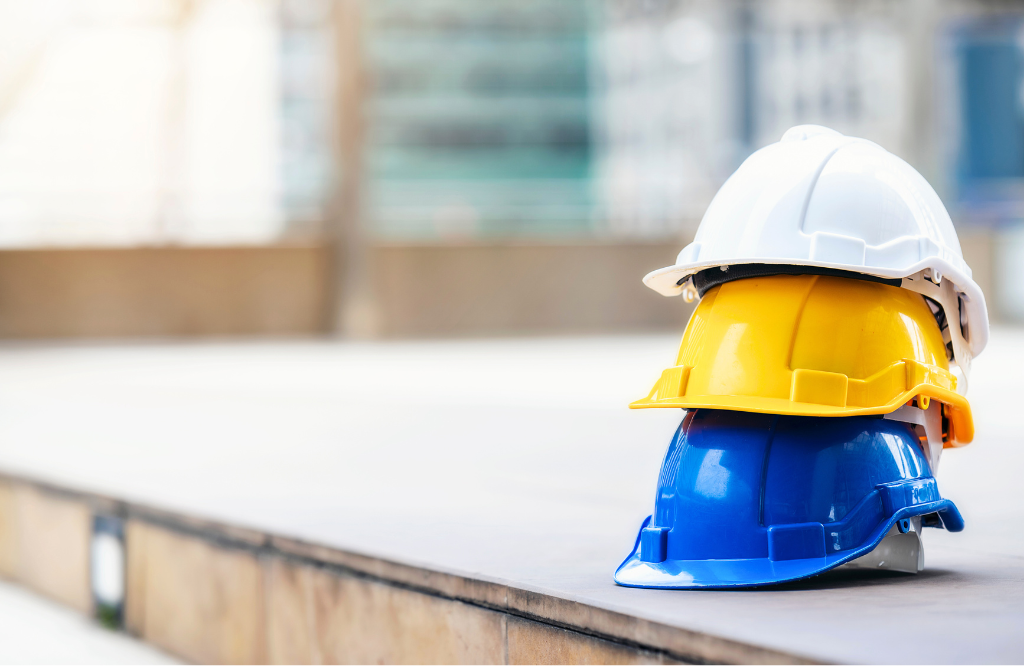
left=643, top=125, right=988, bottom=380
left=614, top=409, right=963, bottom=589
left=632, top=274, right=973, bottom=446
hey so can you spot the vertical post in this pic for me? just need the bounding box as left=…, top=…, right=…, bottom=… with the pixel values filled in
left=737, top=0, right=757, bottom=157
left=904, top=0, right=939, bottom=181
left=156, top=0, right=194, bottom=242
left=328, top=0, right=375, bottom=337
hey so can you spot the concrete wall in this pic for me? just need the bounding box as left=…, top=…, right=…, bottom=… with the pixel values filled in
left=959, top=229, right=996, bottom=321
left=0, top=242, right=693, bottom=340
left=367, top=241, right=691, bottom=338
left=0, top=246, right=332, bottom=338
left=0, top=235, right=999, bottom=340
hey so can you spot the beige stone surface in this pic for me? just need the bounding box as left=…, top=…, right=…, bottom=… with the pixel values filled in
left=311, top=566, right=505, bottom=664
left=135, top=506, right=267, bottom=548
left=136, top=524, right=264, bottom=664
left=124, top=520, right=148, bottom=636
left=271, top=535, right=510, bottom=609
left=507, top=616, right=673, bottom=665
left=13, top=484, right=91, bottom=613
left=0, top=479, right=17, bottom=578
left=506, top=586, right=805, bottom=665
left=264, top=557, right=316, bottom=665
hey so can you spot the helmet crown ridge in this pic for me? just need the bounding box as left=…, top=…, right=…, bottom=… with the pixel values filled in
left=780, top=124, right=844, bottom=142
left=802, top=141, right=964, bottom=259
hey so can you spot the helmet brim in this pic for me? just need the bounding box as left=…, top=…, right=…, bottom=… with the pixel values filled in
left=614, top=500, right=963, bottom=589
left=630, top=383, right=974, bottom=446
left=644, top=257, right=989, bottom=359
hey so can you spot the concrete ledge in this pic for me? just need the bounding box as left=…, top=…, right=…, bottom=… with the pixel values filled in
left=0, top=336, right=1021, bottom=664
left=0, top=473, right=808, bottom=665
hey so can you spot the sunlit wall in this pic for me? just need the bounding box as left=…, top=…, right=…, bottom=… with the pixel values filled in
left=0, top=0, right=333, bottom=247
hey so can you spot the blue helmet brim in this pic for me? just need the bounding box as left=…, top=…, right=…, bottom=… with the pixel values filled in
left=614, top=499, right=963, bottom=589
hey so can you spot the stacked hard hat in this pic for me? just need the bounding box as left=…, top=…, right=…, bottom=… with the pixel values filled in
left=615, top=126, right=987, bottom=589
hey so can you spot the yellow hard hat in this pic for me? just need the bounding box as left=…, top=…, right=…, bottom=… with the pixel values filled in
left=632, top=274, right=973, bottom=446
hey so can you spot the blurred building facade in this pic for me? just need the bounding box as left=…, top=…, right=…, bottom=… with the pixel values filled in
left=363, top=0, right=596, bottom=239
left=0, top=0, right=1020, bottom=337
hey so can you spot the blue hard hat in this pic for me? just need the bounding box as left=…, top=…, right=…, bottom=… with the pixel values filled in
left=615, top=410, right=964, bottom=589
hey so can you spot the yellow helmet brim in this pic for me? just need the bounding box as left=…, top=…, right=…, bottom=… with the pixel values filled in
left=631, top=381, right=973, bottom=445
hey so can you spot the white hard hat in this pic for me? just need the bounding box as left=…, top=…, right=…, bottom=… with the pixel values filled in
left=645, top=125, right=988, bottom=384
